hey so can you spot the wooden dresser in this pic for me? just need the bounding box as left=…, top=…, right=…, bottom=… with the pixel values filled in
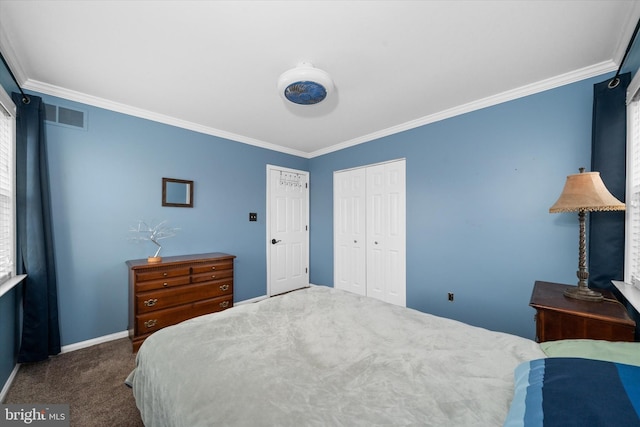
left=530, top=280, right=635, bottom=343
left=127, top=252, right=235, bottom=351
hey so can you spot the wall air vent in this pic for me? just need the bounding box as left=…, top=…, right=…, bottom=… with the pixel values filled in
left=44, top=103, right=87, bottom=130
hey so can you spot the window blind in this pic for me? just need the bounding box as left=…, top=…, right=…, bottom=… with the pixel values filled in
left=0, top=93, right=15, bottom=286
left=627, top=98, right=640, bottom=286
left=625, top=71, right=640, bottom=287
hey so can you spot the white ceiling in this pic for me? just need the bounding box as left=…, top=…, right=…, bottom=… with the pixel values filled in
left=1, top=1, right=639, bottom=158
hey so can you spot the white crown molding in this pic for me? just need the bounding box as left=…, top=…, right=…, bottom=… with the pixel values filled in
left=309, top=60, right=617, bottom=158
left=21, top=60, right=615, bottom=160
left=22, top=79, right=310, bottom=159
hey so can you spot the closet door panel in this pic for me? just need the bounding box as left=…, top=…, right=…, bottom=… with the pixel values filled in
left=366, top=164, right=387, bottom=303
left=366, top=161, right=406, bottom=306
left=367, top=242, right=385, bottom=300
left=385, top=160, right=406, bottom=306
left=334, top=169, right=366, bottom=295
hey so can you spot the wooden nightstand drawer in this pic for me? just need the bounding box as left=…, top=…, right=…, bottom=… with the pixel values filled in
left=530, top=281, right=635, bottom=342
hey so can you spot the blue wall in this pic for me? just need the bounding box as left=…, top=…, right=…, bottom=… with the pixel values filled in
left=40, top=94, right=308, bottom=345
left=309, top=75, right=601, bottom=338
left=0, top=286, right=19, bottom=396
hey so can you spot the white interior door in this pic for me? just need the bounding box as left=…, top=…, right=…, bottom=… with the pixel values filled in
left=267, top=165, right=309, bottom=296
left=334, top=168, right=366, bottom=295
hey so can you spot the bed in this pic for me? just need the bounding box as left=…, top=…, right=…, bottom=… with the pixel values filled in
left=127, top=285, right=640, bottom=426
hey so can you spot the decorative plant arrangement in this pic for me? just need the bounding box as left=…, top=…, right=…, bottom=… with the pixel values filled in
left=129, top=220, right=180, bottom=263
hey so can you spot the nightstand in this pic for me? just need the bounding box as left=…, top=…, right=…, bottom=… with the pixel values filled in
left=530, top=281, right=635, bottom=342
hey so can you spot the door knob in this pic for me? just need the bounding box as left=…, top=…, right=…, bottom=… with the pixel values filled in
left=271, top=239, right=281, bottom=244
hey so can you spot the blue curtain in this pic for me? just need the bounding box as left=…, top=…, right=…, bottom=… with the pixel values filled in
left=588, top=73, right=629, bottom=292
left=12, top=93, right=60, bottom=362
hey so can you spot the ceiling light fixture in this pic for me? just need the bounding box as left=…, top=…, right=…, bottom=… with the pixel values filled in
left=277, top=63, right=334, bottom=105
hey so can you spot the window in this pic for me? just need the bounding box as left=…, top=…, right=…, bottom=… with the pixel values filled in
left=625, top=73, right=640, bottom=286
left=0, top=86, right=16, bottom=289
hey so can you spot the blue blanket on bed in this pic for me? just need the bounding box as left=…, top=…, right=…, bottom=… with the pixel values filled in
left=504, top=357, right=640, bottom=427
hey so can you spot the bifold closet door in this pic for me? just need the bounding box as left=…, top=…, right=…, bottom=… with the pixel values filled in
left=334, top=167, right=367, bottom=296
left=334, top=160, right=406, bottom=307
left=366, top=161, right=406, bottom=307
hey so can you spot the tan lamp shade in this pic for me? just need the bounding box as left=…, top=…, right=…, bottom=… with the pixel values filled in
left=549, top=170, right=625, bottom=213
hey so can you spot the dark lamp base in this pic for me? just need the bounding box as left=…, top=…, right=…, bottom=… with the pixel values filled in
left=564, top=286, right=604, bottom=302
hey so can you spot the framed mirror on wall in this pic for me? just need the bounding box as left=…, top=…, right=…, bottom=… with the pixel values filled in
left=162, top=178, right=194, bottom=207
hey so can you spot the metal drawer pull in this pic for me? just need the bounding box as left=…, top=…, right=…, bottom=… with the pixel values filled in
left=144, top=319, right=157, bottom=328
left=211, top=266, right=216, bottom=270
left=163, top=272, right=168, bottom=277
left=143, top=298, right=158, bottom=307
left=220, top=301, right=230, bottom=308
left=163, top=282, right=168, bottom=287
left=211, top=275, right=216, bottom=279
left=219, top=284, right=230, bottom=291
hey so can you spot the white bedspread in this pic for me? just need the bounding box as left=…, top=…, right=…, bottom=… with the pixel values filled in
left=128, top=285, right=544, bottom=426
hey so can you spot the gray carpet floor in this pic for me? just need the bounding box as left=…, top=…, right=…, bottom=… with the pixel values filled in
left=3, top=337, right=144, bottom=426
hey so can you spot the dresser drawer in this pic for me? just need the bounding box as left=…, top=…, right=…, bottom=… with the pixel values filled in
left=135, top=266, right=191, bottom=282
left=191, top=260, right=233, bottom=274
left=135, top=295, right=234, bottom=334
left=135, top=275, right=190, bottom=292
left=191, top=268, right=233, bottom=284
left=136, top=282, right=234, bottom=313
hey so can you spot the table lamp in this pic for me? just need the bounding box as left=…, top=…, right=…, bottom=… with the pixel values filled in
left=549, top=168, right=625, bottom=301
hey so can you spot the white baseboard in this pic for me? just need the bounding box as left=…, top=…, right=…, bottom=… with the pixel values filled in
left=0, top=364, right=20, bottom=403
left=235, top=295, right=268, bottom=305
left=60, top=330, right=129, bottom=354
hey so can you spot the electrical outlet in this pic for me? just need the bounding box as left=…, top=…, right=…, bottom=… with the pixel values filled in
left=249, top=212, right=257, bottom=221
left=448, top=292, right=454, bottom=302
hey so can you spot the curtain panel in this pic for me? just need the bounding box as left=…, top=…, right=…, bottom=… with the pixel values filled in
left=589, top=73, right=630, bottom=292
left=13, top=93, right=60, bottom=362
